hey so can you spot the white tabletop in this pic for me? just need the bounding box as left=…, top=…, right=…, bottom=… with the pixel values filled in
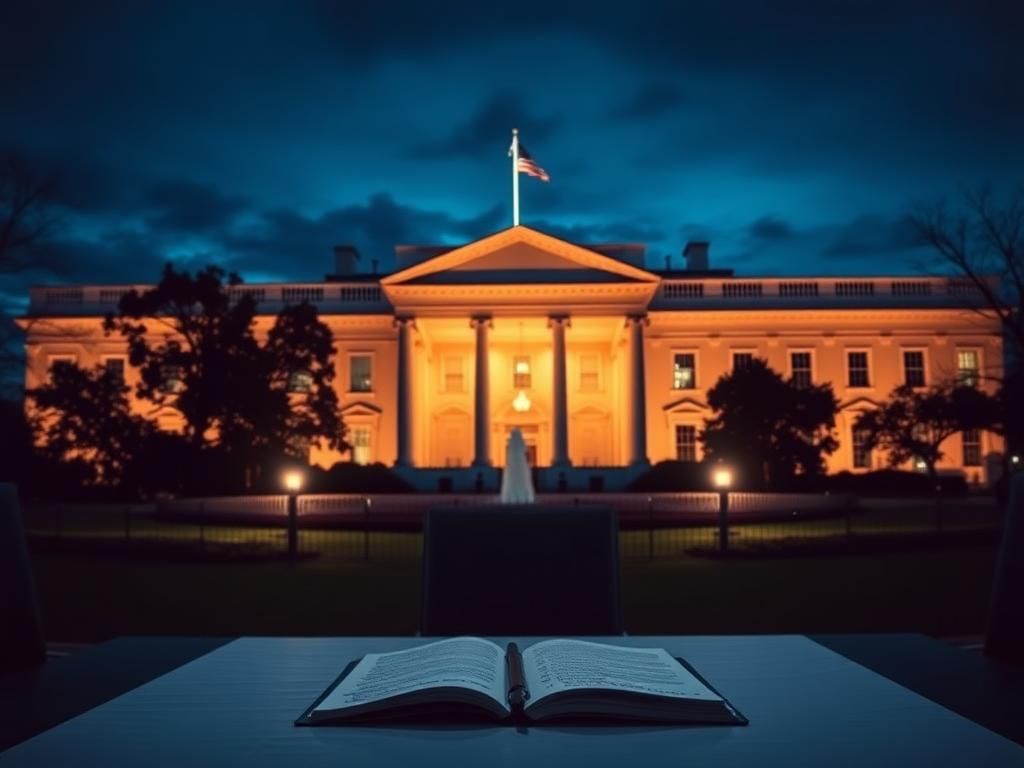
left=2, top=635, right=1022, bottom=768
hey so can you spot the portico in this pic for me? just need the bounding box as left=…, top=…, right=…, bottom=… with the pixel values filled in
left=381, top=227, right=658, bottom=478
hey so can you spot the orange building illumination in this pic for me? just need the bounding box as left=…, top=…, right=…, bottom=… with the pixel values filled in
left=20, top=226, right=1004, bottom=491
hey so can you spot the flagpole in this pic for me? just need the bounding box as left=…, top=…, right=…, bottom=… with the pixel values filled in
left=511, top=128, right=520, bottom=226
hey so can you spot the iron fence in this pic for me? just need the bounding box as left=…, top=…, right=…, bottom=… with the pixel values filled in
left=22, top=493, right=1004, bottom=562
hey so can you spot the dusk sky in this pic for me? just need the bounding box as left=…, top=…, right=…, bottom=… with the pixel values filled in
left=2, top=0, right=1023, bottom=314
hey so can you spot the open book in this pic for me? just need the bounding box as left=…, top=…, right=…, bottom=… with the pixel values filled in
left=296, top=637, right=746, bottom=725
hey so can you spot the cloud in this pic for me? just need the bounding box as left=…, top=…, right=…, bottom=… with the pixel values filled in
left=824, top=214, right=923, bottom=258
left=225, top=193, right=507, bottom=277
left=144, top=180, right=250, bottom=234
left=407, top=95, right=560, bottom=159
left=608, top=84, right=687, bottom=120
left=527, top=218, right=667, bottom=246
left=747, top=216, right=794, bottom=241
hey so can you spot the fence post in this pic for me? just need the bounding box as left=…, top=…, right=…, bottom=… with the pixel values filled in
left=287, top=494, right=298, bottom=559
left=363, top=497, right=371, bottom=561
left=718, top=491, right=730, bottom=554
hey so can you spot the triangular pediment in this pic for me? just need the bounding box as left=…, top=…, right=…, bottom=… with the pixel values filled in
left=839, top=396, right=882, bottom=411
left=382, top=226, right=659, bottom=286
left=662, top=396, right=711, bottom=414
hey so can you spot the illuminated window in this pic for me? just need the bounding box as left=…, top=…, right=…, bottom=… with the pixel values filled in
left=852, top=428, right=872, bottom=469
left=790, top=352, right=812, bottom=389
left=513, top=355, right=531, bottom=389
left=104, top=357, right=126, bottom=384
left=957, top=350, right=979, bottom=387
left=732, top=352, right=754, bottom=371
left=672, top=353, right=696, bottom=389
left=903, top=350, right=925, bottom=387
left=444, top=356, right=464, bottom=393
left=352, top=427, right=372, bottom=465
left=847, top=352, right=870, bottom=388
left=962, top=429, right=982, bottom=467
left=288, top=370, right=312, bottom=393
left=161, top=365, right=185, bottom=393
left=675, top=425, right=697, bottom=462
left=579, top=354, right=599, bottom=391
left=350, top=355, right=372, bottom=392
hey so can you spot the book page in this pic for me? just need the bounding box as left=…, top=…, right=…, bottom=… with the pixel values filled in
left=315, top=637, right=508, bottom=713
left=522, top=639, right=723, bottom=703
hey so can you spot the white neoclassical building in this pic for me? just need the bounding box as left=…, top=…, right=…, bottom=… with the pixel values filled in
left=21, top=225, right=1005, bottom=491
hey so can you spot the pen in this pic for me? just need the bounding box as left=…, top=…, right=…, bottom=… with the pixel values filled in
left=506, top=642, right=529, bottom=709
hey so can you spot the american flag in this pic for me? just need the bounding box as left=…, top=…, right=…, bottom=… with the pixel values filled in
left=517, top=144, right=550, bottom=182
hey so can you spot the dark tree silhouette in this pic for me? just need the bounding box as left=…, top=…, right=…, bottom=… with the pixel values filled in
left=853, top=382, right=1001, bottom=486
left=701, top=357, right=839, bottom=488
left=0, top=154, right=60, bottom=394
left=914, top=187, right=1024, bottom=358
left=0, top=152, right=58, bottom=272
left=104, top=264, right=345, bottom=491
left=27, top=362, right=149, bottom=488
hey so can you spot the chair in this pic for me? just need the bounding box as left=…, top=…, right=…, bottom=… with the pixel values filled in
left=986, top=473, right=1024, bottom=663
left=0, top=483, right=46, bottom=673
left=420, top=505, right=623, bottom=636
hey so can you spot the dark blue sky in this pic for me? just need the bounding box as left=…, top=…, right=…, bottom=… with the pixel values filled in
left=2, top=0, right=1023, bottom=313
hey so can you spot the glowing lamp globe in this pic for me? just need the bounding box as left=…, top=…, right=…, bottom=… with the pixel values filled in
left=712, top=467, right=733, bottom=490
left=283, top=469, right=305, bottom=493
left=512, top=389, right=531, bottom=413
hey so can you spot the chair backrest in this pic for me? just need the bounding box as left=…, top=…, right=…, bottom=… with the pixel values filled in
left=0, top=484, right=46, bottom=672
left=420, top=505, right=623, bottom=636
left=986, top=473, right=1024, bottom=663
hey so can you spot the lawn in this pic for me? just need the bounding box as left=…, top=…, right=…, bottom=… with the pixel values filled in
left=28, top=532, right=999, bottom=642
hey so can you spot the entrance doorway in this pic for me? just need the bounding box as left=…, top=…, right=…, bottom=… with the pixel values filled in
left=506, top=425, right=538, bottom=467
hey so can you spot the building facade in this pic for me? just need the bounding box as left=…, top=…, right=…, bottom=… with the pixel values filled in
left=21, top=226, right=1005, bottom=491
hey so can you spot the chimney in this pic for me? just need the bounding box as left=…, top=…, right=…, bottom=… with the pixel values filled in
left=664, top=253, right=671, bottom=271
left=683, top=241, right=709, bottom=271
left=333, top=245, right=360, bottom=275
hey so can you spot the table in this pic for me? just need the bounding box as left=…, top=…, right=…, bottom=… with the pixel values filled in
left=2, top=635, right=1024, bottom=767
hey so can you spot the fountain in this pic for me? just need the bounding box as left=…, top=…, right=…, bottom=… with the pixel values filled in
left=500, top=427, right=535, bottom=504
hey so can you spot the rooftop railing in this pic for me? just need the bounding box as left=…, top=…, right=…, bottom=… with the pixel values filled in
left=653, top=276, right=992, bottom=309
left=27, top=283, right=390, bottom=316
left=27, top=275, right=994, bottom=316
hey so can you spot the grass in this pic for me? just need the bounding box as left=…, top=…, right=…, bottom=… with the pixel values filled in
left=23, top=497, right=1003, bottom=642
left=27, top=514, right=1000, bottom=642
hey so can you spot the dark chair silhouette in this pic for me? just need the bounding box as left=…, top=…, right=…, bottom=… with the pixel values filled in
left=420, top=505, right=623, bottom=636
left=0, top=483, right=46, bottom=673
left=986, top=473, right=1024, bottom=663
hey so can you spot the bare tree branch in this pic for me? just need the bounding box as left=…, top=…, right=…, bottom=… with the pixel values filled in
left=912, top=186, right=1024, bottom=357
left=0, top=152, right=60, bottom=273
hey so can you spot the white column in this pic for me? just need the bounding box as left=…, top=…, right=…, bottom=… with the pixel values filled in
left=550, top=315, right=571, bottom=467
left=471, top=316, right=492, bottom=468
left=626, top=315, right=649, bottom=466
left=394, top=316, right=415, bottom=467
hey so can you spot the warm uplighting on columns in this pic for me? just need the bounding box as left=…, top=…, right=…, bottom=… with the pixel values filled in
left=712, top=464, right=733, bottom=554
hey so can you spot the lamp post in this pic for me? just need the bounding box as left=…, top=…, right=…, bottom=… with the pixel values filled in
left=713, top=465, right=733, bottom=554
left=283, top=469, right=305, bottom=559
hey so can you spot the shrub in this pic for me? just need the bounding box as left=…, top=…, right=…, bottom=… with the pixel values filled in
left=307, top=462, right=416, bottom=494
left=627, top=461, right=715, bottom=492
